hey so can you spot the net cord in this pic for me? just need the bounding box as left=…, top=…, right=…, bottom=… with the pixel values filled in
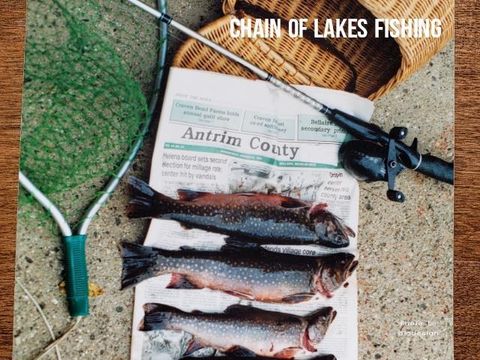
left=79, top=0, right=168, bottom=234
left=19, top=0, right=168, bottom=237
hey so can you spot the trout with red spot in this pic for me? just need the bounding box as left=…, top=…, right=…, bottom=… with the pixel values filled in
left=127, top=177, right=355, bottom=248
left=120, top=242, right=357, bottom=303
left=140, top=303, right=337, bottom=359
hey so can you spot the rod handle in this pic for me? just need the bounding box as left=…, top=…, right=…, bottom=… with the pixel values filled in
left=416, top=154, right=454, bottom=184
left=63, top=235, right=89, bottom=317
left=330, top=109, right=387, bottom=143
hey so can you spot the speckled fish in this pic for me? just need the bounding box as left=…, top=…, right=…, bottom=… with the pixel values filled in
left=127, top=177, right=355, bottom=248
left=141, top=303, right=337, bottom=359
left=121, top=242, right=357, bottom=303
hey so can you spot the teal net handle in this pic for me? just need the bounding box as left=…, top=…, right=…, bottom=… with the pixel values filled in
left=19, top=172, right=88, bottom=317
left=63, top=235, right=89, bottom=316
left=19, top=172, right=87, bottom=316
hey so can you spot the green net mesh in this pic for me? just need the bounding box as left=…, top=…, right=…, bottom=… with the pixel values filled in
left=20, top=0, right=164, bottom=225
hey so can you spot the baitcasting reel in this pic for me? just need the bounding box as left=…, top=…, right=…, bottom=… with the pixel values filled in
left=339, top=126, right=452, bottom=203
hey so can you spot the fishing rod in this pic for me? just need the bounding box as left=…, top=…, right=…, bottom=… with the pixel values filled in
left=127, top=0, right=454, bottom=203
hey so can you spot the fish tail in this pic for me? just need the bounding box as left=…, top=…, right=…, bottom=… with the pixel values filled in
left=144, top=303, right=179, bottom=315
left=127, top=176, right=175, bottom=218
left=140, top=303, right=179, bottom=331
left=120, top=242, right=162, bottom=289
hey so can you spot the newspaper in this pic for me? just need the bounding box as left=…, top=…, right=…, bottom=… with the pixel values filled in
left=130, top=67, right=374, bottom=360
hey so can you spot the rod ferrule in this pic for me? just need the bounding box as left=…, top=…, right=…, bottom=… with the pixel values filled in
left=159, top=13, right=173, bottom=24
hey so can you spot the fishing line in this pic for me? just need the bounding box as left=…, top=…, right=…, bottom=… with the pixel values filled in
left=33, top=318, right=82, bottom=360
left=16, top=280, right=63, bottom=360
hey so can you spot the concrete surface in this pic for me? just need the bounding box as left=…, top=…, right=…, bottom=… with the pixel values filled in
left=13, top=1, right=453, bottom=359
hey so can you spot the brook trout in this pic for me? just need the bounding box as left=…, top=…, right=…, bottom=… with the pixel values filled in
left=121, top=242, right=357, bottom=303
left=127, top=177, right=355, bottom=248
left=141, top=303, right=336, bottom=359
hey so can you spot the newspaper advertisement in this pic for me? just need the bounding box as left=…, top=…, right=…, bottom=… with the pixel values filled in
left=129, top=67, right=374, bottom=360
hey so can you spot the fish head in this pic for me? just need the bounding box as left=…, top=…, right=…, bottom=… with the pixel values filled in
left=304, top=307, right=337, bottom=350
left=310, top=206, right=356, bottom=248
left=313, top=253, right=358, bottom=297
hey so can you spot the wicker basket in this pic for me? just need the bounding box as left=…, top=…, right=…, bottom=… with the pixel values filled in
left=173, top=0, right=453, bottom=100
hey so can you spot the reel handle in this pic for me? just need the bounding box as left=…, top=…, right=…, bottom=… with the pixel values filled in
left=331, top=109, right=454, bottom=185
left=416, top=154, right=454, bottom=184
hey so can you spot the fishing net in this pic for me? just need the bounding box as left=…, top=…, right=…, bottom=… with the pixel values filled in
left=20, top=0, right=164, bottom=225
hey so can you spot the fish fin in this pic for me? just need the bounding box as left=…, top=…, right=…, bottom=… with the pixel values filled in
left=179, top=245, right=197, bottom=252
left=273, top=347, right=302, bottom=359
left=321, top=355, right=338, bottom=360
left=177, top=189, right=210, bottom=201
left=281, top=293, right=315, bottom=304
left=143, top=303, right=179, bottom=314
left=225, top=345, right=257, bottom=357
left=145, top=303, right=212, bottom=316
left=223, top=290, right=255, bottom=300
left=128, top=176, right=155, bottom=197
left=233, top=192, right=257, bottom=196
left=221, top=237, right=261, bottom=253
left=302, top=328, right=317, bottom=352
left=280, top=197, right=310, bottom=208
left=138, top=319, right=147, bottom=331
left=223, top=304, right=293, bottom=322
left=180, top=223, right=194, bottom=230
left=224, top=304, right=254, bottom=315
left=303, top=306, right=335, bottom=321
left=183, top=338, right=205, bottom=356
left=120, top=242, right=160, bottom=289
left=344, top=225, right=356, bottom=238
left=166, top=273, right=200, bottom=290
left=141, top=303, right=178, bottom=331
left=127, top=176, right=175, bottom=218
